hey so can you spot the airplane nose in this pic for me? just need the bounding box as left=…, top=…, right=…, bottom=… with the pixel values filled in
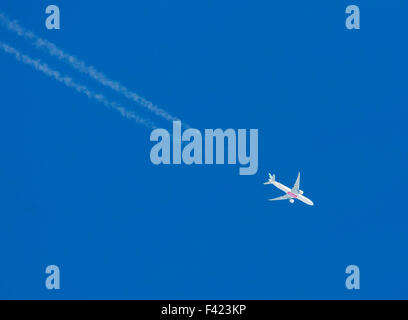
left=306, top=198, right=314, bottom=206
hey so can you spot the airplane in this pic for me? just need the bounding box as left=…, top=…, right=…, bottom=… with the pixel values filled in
left=264, top=172, right=314, bottom=206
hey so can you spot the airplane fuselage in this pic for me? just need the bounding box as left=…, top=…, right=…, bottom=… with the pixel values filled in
left=270, top=180, right=314, bottom=206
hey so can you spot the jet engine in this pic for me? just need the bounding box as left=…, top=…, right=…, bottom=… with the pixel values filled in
left=289, top=199, right=295, bottom=203
left=299, top=190, right=304, bottom=194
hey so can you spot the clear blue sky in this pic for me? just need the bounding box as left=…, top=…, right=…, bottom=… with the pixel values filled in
left=0, top=0, right=407, bottom=299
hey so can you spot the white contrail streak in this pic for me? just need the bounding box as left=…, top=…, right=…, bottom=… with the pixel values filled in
left=0, top=41, right=156, bottom=129
left=0, top=12, right=182, bottom=123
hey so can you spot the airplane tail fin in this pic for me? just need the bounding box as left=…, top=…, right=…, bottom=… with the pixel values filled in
left=264, top=173, right=275, bottom=185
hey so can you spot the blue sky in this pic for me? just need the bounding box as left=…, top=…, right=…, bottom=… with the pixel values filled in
left=0, top=1, right=407, bottom=299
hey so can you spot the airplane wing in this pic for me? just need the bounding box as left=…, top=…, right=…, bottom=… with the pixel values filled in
left=292, top=172, right=300, bottom=193
left=263, top=181, right=272, bottom=185
left=268, top=194, right=291, bottom=201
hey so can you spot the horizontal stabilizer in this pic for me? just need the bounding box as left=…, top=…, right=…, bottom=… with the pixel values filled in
left=264, top=173, right=275, bottom=185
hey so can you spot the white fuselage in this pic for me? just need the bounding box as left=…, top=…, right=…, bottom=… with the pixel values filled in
left=271, top=181, right=314, bottom=206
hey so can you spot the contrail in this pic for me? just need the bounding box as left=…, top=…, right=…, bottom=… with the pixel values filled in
left=0, top=12, right=182, bottom=124
left=0, top=41, right=156, bottom=129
